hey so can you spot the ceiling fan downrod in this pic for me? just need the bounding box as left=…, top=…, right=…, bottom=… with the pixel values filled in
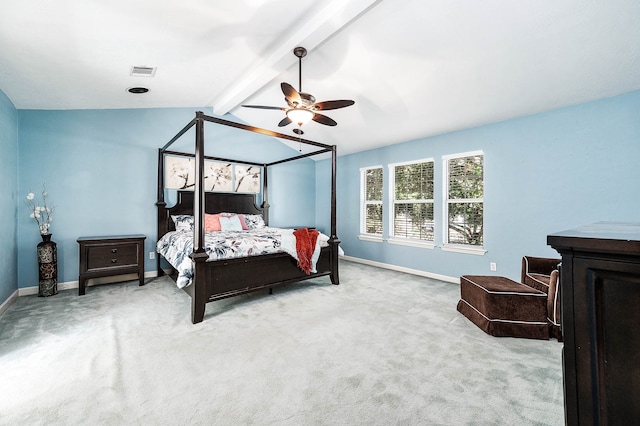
left=293, top=46, right=307, bottom=93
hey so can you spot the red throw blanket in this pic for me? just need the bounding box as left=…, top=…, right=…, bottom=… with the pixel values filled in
left=293, top=228, right=319, bottom=274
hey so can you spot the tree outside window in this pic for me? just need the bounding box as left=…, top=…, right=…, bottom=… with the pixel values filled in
left=390, top=160, right=434, bottom=241
left=445, top=153, right=484, bottom=246
left=361, top=167, right=383, bottom=235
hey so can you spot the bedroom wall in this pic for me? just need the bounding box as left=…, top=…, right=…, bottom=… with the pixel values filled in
left=317, top=90, right=640, bottom=282
left=0, top=90, right=18, bottom=305
left=267, top=158, right=318, bottom=229
left=16, top=108, right=315, bottom=289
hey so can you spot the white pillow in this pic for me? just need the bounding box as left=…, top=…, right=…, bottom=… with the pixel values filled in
left=219, top=215, right=243, bottom=231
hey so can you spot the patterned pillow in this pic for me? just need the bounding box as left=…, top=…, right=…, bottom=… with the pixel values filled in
left=171, top=215, right=194, bottom=231
left=243, top=214, right=265, bottom=229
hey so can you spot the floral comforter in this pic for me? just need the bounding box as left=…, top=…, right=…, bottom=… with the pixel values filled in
left=156, top=227, right=329, bottom=288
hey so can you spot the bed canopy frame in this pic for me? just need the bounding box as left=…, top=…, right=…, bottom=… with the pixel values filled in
left=156, top=111, right=340, bottom=323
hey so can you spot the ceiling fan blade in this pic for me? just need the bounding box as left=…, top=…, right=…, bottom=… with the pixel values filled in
left=281, top=82, right=301, bottom=105
left=278, top=116, right=293, bottom=127
left=242, top=105, right=286, bottom=111
left=312, top=113, right=337, bottom=126
left=314, top=99, right=355, bottom=111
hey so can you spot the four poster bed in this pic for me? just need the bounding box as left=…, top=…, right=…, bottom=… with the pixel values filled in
left=156, top=112, right=340, bottom=323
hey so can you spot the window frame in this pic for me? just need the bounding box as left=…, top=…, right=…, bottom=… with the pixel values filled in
left=387, top=158, right=435, bottom=249
left=359, top=165, right=384, bottom=242
left=442, top=150, right=486, bottom=255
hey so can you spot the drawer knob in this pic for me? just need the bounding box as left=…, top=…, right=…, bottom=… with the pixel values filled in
left=111, top=258, right=117, bottom=263
left=111, top=248, right=118, bottom=253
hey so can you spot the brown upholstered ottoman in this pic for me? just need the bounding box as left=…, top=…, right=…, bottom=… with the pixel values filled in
left=457, top=275, right=549, bottom=339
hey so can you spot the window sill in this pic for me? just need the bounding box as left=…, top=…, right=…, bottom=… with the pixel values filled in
left=358, top=234, right=383, bottom=243
left=441, top=244, right=486, bottom=255
left=388, top=237, right=435, bottom=249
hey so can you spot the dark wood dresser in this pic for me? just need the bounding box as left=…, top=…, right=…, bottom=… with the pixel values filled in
left=77, top=235, right=146, bottom=295
left=548, top=222, right=640, bottom=425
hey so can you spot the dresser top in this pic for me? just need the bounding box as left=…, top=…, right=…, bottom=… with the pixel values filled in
left=77, top=234, right=146, bottom=242
left=548, top=222, right=640, bottom=255
left=549, top=222, right=640, bottom=240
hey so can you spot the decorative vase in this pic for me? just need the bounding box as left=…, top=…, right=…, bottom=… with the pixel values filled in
left=37, top=233, right=58, bottom=297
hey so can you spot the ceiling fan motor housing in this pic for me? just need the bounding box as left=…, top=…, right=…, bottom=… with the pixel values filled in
left=287, top=92, right=316, bottom=109
left=300, top=92, right=315, bottom=105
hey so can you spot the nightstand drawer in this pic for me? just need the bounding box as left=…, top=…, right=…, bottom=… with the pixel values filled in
left=86, top=244, right=139, bottom=270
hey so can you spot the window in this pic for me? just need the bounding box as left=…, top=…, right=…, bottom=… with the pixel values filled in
left=443, top=151, right=484, bottom=251
left=360, top=166, right=383, bottom=237
left=389, top=159, right=434, bottom=245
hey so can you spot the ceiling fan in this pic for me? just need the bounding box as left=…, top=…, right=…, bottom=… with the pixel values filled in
left=242, top=47, right=355, bottom=135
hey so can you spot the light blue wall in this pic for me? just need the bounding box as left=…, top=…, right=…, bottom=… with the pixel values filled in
left=318, top=90, right=640, bottom=282
left=16, top=108, right=315, bottom=289
left=7, top=89, right=640, bottom=297
left=268, top=159, right=316, bottom=228
left=0, top=90, right=18, bottom=303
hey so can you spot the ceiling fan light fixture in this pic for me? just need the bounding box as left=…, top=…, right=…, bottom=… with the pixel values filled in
left=286, top=108, right=314, bottom=125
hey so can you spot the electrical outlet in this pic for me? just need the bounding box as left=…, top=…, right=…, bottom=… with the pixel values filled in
left=490, top=262, right=497, bottom=271
left=149, top=252, right=155, bottom=260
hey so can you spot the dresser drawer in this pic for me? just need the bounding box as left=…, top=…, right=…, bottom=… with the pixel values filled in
left=86, top=243, right=139, bottom=270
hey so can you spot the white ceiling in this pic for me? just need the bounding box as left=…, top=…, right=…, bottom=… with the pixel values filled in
left=1, top=0, right=639, bottom=156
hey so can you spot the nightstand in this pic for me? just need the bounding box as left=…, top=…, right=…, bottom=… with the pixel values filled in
left=77, top=235, right=146, bottom=295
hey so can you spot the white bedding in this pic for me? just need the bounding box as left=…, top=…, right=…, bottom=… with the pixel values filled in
left=156, top=227, right=331, bottom=288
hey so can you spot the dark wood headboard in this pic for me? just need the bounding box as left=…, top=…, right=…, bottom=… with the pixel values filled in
left=158, top=191, right=264, bottom=235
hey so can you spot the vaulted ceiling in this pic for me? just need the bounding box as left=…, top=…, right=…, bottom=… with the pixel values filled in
left=1, top=0, right=639, bottom=156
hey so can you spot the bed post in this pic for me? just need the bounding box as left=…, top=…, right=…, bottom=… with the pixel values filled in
left=261, top=164, right=270, bottom=225
left=190, top=112, right=209, bottom=323
left=329, top=145, right=340, bottom=285
left=156, top=148, right=167, bottom=276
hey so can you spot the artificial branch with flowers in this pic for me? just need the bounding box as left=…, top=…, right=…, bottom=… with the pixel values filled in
left=26, top=186, right=55, bottom=235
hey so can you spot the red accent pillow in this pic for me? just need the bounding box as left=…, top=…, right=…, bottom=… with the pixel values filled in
left=204, top=214, right=222, bottom=232
left=204, top=213, right=249, bottom=232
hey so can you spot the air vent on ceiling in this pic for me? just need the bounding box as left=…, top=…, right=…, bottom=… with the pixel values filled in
left=130, top=66, right=157, bottom=77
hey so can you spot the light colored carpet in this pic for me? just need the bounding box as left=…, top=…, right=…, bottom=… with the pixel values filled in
left=0, top=261, right=564, bottom=425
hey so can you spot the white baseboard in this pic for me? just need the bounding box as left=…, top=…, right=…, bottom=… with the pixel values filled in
left=9, top=260, right=456, bottom=300
left=17, top=270, right=160, bottom=296
left=0, top=289, right=19, bottom=316
left=341, top=255, right=459, bottom=284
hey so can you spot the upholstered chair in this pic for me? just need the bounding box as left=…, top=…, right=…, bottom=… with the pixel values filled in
left=547, top=269, right=562, bottom=341
left=521, top=256, right=561, bottom=293
left=521, top=256, right=562, bottom=341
